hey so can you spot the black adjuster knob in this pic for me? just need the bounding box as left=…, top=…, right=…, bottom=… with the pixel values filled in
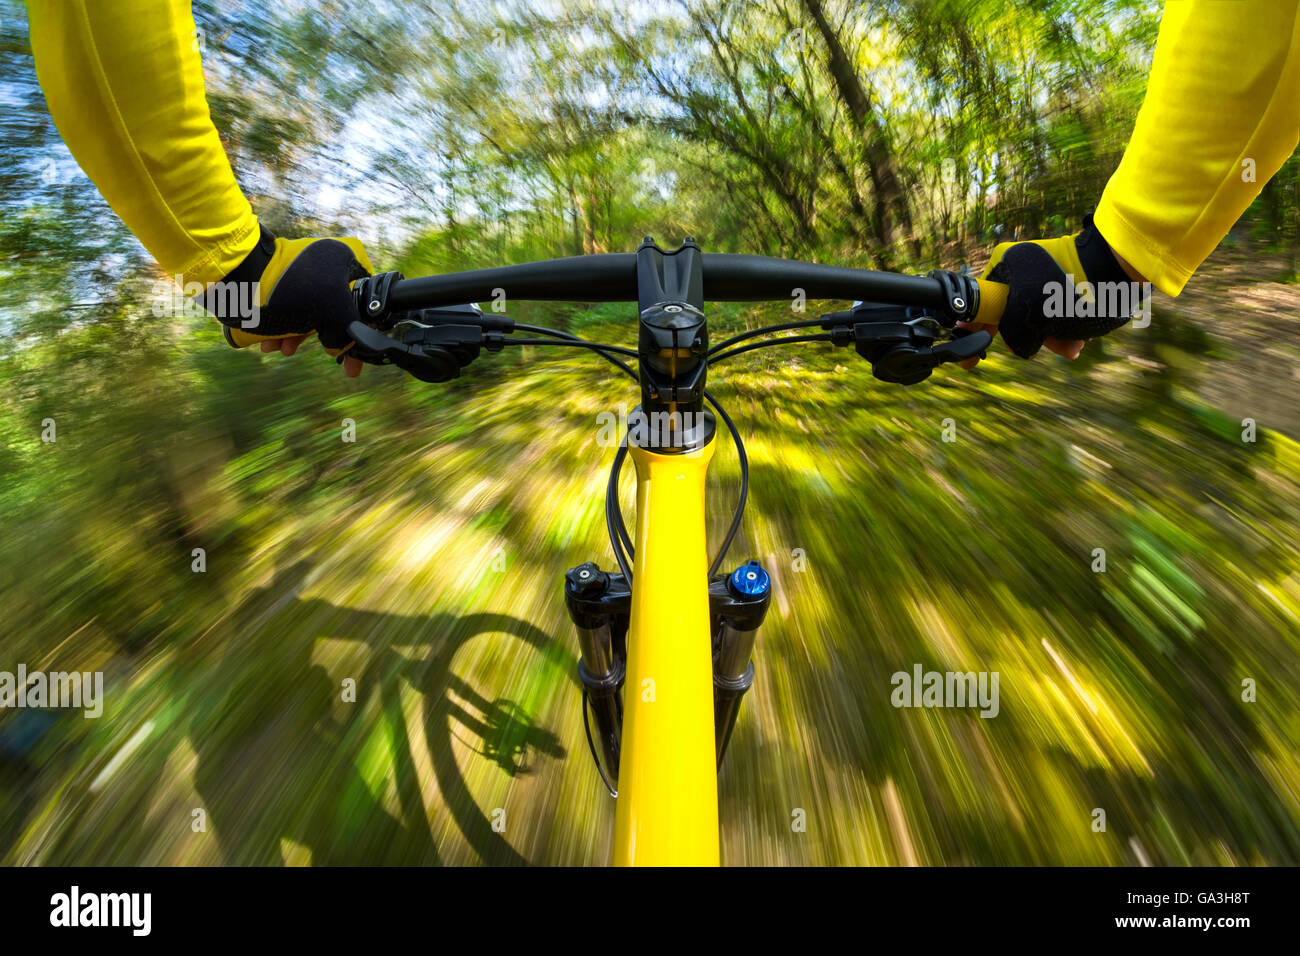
left=566, top=562, right=609, bottom=598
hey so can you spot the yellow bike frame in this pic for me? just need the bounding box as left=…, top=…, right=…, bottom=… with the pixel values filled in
left=613, top=437, right=720, bottom=866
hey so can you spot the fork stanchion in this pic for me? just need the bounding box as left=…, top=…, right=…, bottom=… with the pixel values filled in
left=565, top=562, right=630, bottom=784
left=711, top=559, right=771, bottom=768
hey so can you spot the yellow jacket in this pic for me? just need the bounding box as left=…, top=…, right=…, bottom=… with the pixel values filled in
left=28, top=0, right=259, bottom=285
left=27, top=1, right=1300, bottom=296
left=1095, top=0, right=1300, bottom=294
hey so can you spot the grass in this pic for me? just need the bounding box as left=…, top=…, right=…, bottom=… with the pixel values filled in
left=0, top=276, right=1297, bottom=865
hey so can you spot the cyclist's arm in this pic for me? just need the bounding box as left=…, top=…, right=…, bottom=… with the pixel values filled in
left=1095, top=0, right=1300, bottom=296
left=27, top=0, right=259, bottom=285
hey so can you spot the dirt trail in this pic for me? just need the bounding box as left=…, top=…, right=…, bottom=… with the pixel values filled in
left=1173, top=246, right=1300, bottom=438
left=953, top=240, right=1300, bottom=438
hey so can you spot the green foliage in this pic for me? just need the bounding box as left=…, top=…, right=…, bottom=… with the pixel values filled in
left=2, top=0, right=1298, bottom=867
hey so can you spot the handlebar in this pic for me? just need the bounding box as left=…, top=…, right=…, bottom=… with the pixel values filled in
left=224, top=252, right=1008, bottom=349
left=379, top=253, right=1003, bottom=317
left=223, top=243, right=1009, bottom=390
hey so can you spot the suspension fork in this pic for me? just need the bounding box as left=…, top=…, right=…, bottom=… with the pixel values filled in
left=565, top=559, right=774, bottom=781
left=562, top=443, right=773, bottom=864
left=710, top=560, right=771, bottom=767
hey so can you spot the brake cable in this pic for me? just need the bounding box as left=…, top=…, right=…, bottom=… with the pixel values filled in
left=707, top=308, right=994, bottom=385
left=582, top=691, right=618, bottom=798
left=709, top=333, right=838, bottom=364
left=347, top=305, right=751, bottom=584
left=708, top=318, right=834, bottom=357
left=604, top=387, right=749, bottom=583
left=606, top=440, right=635, bottom=584
left=499, top=324, right=644, bottom=582
left=499, top=338, right=640, bottom=359
left=608, top=443, right=634, bottom=560
left=512, top=323, right=638, bottom=380
left=704, top=390, right=748, bottom=579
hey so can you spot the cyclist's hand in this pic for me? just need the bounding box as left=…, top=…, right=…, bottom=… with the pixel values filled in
left=249, top=331, right=368, bottom=377
left=957, top=318, right=1084, bottom=370
left=201, top=227, right=375, bottom=377
left=959, top=214, right=1142, bottom=369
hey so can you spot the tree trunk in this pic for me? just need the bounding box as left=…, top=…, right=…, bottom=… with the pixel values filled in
left=567, top=175, right=584, bottom=257
left=802, top=0, right=920, bottom=263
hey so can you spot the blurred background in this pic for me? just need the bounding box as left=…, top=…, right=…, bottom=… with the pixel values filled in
left=1, top=0, right=1297, bottom=865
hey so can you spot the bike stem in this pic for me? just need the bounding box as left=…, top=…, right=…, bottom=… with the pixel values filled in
left=635, top=237, right=710, bottom=450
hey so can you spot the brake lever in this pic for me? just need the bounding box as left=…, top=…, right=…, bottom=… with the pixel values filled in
left=344, top=321, right=463, bottom=382
left=343, top=306, right=515, bottom=383
left=821, top=306, right=992, bottom=385
left=869, top=328, right=992, bottom=384
left=933, top=327, right=993, bottom=362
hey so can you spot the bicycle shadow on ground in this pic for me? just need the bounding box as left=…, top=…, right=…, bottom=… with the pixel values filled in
left=443, top=673, right=566, bottom=776
left=185, top=559, right=570, bottom=865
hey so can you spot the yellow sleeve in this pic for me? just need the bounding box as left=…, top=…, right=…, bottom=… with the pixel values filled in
left=1095, top=0, right=1300, bottom=296
left=27, top=0, right=259, bottom=284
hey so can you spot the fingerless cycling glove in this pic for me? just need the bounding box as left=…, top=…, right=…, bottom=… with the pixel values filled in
left=982, top=216, right=1143, bottom=358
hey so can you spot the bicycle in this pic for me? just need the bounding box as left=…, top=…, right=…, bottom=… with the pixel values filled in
left=236, top=236, right=1007, bottom=865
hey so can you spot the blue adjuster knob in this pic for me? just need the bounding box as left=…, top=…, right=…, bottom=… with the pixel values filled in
left=729, top=559, right=770, bottom=598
